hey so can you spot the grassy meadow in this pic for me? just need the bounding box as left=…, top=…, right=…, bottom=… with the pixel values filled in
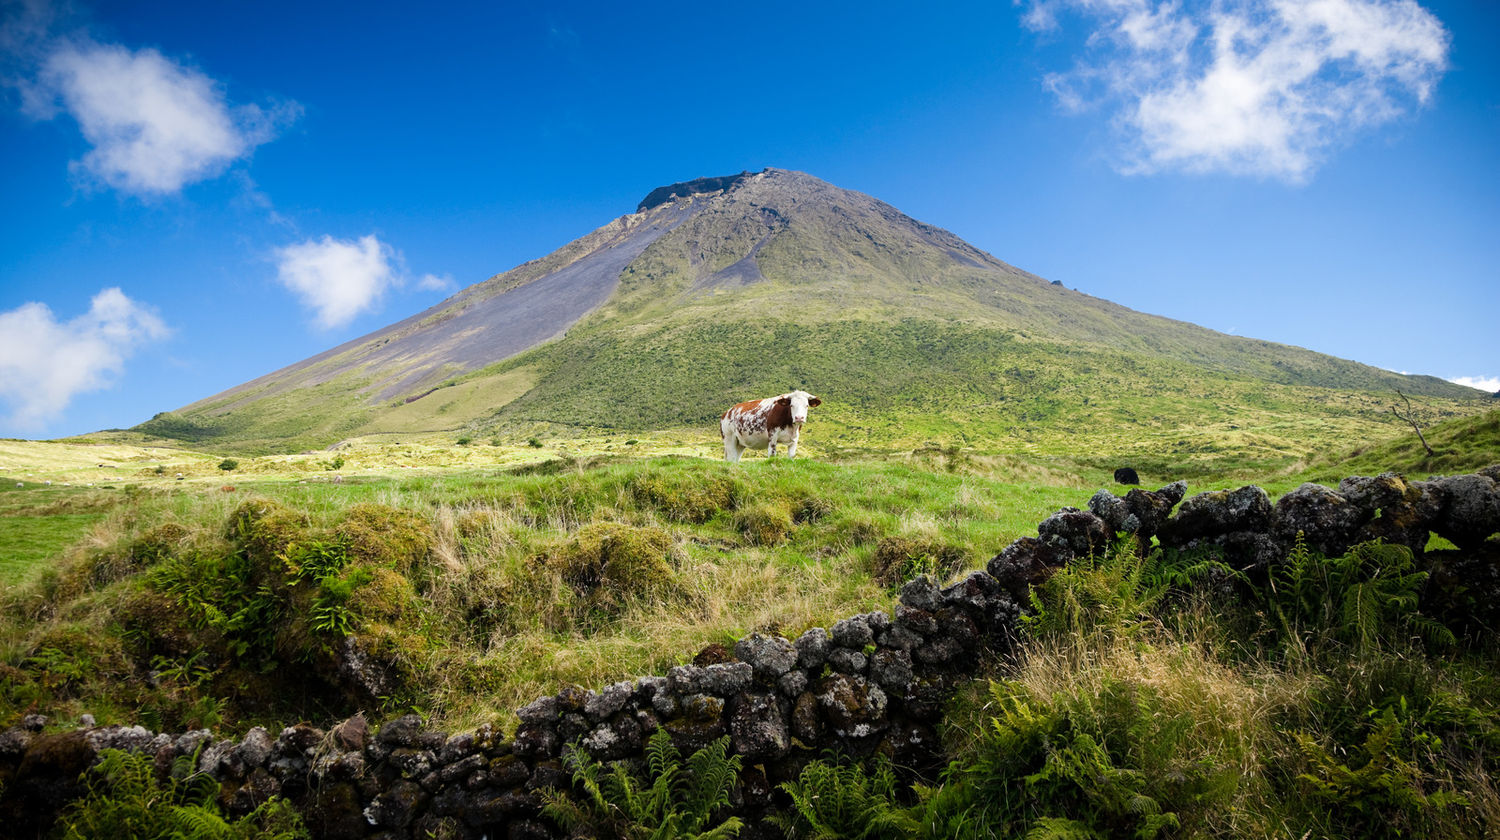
left=2, top=406, right=1497, bottom=837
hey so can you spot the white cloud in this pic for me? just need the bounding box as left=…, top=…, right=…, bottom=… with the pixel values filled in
left=21, top=37, right=298, bottom=195
left=0, top=288, right=169, bottom=429
left=1448, top=375, right=1500, bottom=393
left=275, top=235, right=398, bottom=330
left=417, top=273, right=455, bottom=292
left=1021, top=0, right=1450, bottom=181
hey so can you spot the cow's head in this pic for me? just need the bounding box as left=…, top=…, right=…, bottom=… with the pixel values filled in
left=777, top=390, right=822, bottom=425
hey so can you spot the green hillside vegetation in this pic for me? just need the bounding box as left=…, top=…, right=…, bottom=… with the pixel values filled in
left=1302, top=408, right=1500, bottom=485
left=0, top=456, right=1086, bottom=733
left=125, top=170, right=1489, bottom=466
left=3, top=448, right=1496, bottom=838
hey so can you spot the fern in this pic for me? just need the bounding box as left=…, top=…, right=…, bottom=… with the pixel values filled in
left=773, top=755, right=918, bottom=839
left=1266, top=537, right=1454, bottom=655
left=541, top=729, right=743, bottom=839
left=54, top=748, right=309, bottom=840
left=1294, top=700, right=1468, bottom=838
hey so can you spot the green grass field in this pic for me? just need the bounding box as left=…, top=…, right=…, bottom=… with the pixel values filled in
left=3, top=407, right=1497, bottom=837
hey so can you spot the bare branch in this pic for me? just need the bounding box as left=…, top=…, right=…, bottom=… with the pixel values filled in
left=1391, top=390, right=1436, bottom=457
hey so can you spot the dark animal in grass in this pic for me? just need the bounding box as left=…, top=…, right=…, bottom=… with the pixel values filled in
left=1114, top=467, right=1140, bottom=485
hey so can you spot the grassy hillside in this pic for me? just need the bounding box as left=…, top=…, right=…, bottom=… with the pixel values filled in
left=125, top=169, right=1487, bottom=463
left=1300, top=408, right=1500, bottom=484
left=3, top=445, right=1496, bottom=838
left=0, top=453, right=1093, bottom=732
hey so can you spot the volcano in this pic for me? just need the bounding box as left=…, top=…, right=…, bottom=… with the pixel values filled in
left=135, top=168, right=1481, bottom=457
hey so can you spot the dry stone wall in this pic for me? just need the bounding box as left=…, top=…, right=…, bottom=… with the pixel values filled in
left=3, top=467, right=1498, bottom=839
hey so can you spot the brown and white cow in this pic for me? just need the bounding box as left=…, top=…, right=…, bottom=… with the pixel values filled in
left=720, top=390, right=822, bottom=462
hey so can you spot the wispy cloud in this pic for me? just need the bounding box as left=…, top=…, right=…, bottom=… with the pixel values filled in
left=275, top=235, right=399, bottom=330
left=417, top=273, right=455, bottom=293
left=1021, top=0, right=1450, bottom=181
left=0, top=288, right=170, bottom=429
left=17, top=35, right=299, bottom=195
left=1448, top=375, right=1500, bottom=393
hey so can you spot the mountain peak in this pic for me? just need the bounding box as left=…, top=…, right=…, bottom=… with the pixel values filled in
left=636, top=170, right=762, bottom=212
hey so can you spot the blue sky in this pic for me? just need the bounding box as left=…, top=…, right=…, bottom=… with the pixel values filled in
left=1, top=0, right=1496, bottom=440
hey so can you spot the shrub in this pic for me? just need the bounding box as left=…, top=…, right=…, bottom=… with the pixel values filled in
left=735, top=501, right=794, bottom=546
left=870, top=536, right=967, bottom=589
left=456, top=435, right=473, bottom=446
left=546, top=522, right=678, bottom=615
left=628, top=471, right=737, bottom=524
left=218, top=458, right=238, bottom=471
left=1263, top=537, right=1453, bottom=655
left=529, top=437, right=544, bottom=448
left=793, top=495, right=835, bottom=524
left=224, top=498, right=309, bottom=566
left=335, top=504, right=433, bottom=577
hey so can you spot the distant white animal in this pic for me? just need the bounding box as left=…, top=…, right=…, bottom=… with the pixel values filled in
left=720, top=390, right=822, bottom=463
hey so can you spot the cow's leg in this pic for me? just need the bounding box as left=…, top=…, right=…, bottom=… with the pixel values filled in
left=724, top=435, right=742, bottom=463
left=787, top=428, right=800, bottom=459
left=767, top=433, right=777, bottom=457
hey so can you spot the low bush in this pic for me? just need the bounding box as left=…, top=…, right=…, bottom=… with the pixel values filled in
left=869, top=536, right=967, bottom=589
left=628, top=470, right=737, bottom=524
left=734, top=501, right=794, bottom=546
left=544, top=523, right=678, bottom=619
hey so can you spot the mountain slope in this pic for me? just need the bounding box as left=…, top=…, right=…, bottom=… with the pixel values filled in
left=134, top=168, right=1487, bottom=459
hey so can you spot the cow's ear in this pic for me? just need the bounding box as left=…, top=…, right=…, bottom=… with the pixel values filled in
left=776, top=396, right=791, bottom=406
left=808, top=397, right=821, bottom=407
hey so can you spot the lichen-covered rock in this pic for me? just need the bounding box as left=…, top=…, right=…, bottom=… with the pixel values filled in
left=511, top=723, right=558, bottom=758
left=668, top=662, right=752, bottom=697
left=558, top=712, right=589, bottom=745
left=875, top=622, right=924, bottom=651
left=1272, top=483, right=1365, bottom=558
left=1089, top=490, right=1129, bottom=531
left=1429, top=473, right=1500, bottom=549
left=777, top=669, right=809, bottom=697
left=831, top=615, right=874, bottom=648
left=221, top=766, right=280, bottom=816
left=363, top=779, right=427, bottom=829
left=488, top=754, right=531, bottom=787
left=728, top=691, right=790, bottom=761
left=941, top=571, right=1003, bottom=619
left=828, top=648, right=867, bottom=674
left=1123, top=484, right=1181, bottom=538
left=233, top=726, right=273, bottom=770
left=333, top=714, right=370, bottom=752
left=898, top=575, right=943, bottom=611
left=1038, top=507, right=1110, bottom=558
left=869, top=649, right=914, bottom=694
left=1162, top=486, right=1272, bottom=544
left=1338, top=473, right=1444, bottom=554
left=437, top=731, right=476, bottom=765
left=894, top=604, right=938, bottom=636
left=556, top=684, right=589, bottom=713
left=791, top=692, right=821, bottom=743
left=516, top=695, right=559, bottom=725
left=83, top=724, right=154, bottom=755
left=377, top=714, right=425, bottom=748
left=735, top=633, right=799, bottom=682
left=794, top=627, right=830, bottom=670
left=985, top=537, right=1071, bottom=601
left=816, top=673, right=889, bottom=739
